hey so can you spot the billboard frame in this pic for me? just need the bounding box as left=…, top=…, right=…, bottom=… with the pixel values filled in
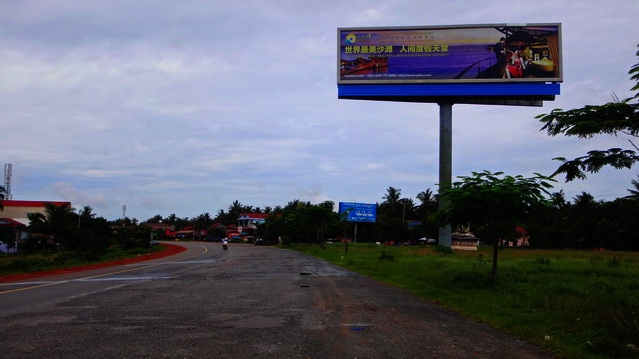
left=338, top=202, right=377, bottom=223
left=337, top=23, right=562, bottom=85
left=335, top=23, right=563, bottom=247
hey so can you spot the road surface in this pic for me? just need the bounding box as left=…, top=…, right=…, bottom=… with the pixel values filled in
left=0, top=242, right=553, bottom=358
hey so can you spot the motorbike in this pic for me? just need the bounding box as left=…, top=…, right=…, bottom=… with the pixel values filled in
left=222, top=243, right=228, bottom=250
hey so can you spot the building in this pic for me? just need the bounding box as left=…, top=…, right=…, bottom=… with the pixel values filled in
left=0, top=200, right=72, bottom=253
left=237, top=213, right=268, bottom=227
left=0, top=200, right=72, bottom=225
left=0, top=218, right=27, bottom=253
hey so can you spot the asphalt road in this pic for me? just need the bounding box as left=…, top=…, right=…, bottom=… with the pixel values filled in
left=0, top=242, right=553, bottom=358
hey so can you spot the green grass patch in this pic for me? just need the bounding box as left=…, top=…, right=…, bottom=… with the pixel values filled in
left=0, top=246, right=165, bottom=276
left=286, top=243, right=639, bottom=359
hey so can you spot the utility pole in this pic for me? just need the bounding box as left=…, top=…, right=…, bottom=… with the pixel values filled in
left=3, top=163, right=12, bottom=200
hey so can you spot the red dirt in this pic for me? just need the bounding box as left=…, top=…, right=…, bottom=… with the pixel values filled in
left=0, top=243, right=186, bottom=284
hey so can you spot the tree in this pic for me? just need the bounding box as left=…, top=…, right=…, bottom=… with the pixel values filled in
left=227, top=200, right=246, bottom=226
left=573, top=191, right=596, bottom=208
left=0, top=185, right=5, bottom=211
left=626, top=175, right=639, bottom=199
left=416, top=189, right=438, bottom=220
left=145, top=214, right=163, bottom=224
left=537, top=44, right=639, bottom=182
left=78, top=205, right=96, bottom=228
left=380, top=186, right=402, bottom=218
left=550, top=190, right=568, bottom=209
left=27, top=202, right=75, bottom=248
left=433, top=171, right=555, bottom=281
left=195, top=212, right=213, bottom=230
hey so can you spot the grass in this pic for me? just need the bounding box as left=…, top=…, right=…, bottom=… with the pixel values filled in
left=287, top=243, right=639, bottom=359
left=0, top=246, right=165, bottom=277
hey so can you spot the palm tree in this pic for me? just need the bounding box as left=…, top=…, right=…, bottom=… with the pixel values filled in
left=146, top=214, right=163, bottom=223
left=399, top=198, right=416, bottom=222
left=214, top=209, right=228, bottom=224
left=380, top=187, right=402, bottom=218
left=550, top=190, right=568, bottom=209
left=28, top=202, right=74, bottom=247
left=626, top=175, right=639, bottom=199
left=416, top=189, right=434, bottom=206
left=0, top=185, right=5, bottom=211
left=195, top=212, right=213, bottom=229
left=416, top=189, right=438, bottom=218
left=164, top=213, right=178, bottom=225
left=228, top=200, right=244, bottom=214
left=573, top=191, right=595, bottom=208
left=78, top=205, right=96, bottom=228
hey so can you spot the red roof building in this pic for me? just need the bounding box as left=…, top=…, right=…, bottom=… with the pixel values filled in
left=237, top=213, right=268, bottom=227
left=1, top=200, right=71, bottom=224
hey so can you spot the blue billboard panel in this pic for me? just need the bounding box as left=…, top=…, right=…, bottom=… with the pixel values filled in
left=339, top=202, right=377, bottom=223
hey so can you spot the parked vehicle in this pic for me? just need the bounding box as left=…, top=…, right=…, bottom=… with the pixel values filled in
left=418, top=237, right=437, bottom=245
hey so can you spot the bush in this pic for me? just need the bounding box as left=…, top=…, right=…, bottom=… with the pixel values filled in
left=434, top=245, right=453, bottom=254
left=378, top=250, right=395, bottom=261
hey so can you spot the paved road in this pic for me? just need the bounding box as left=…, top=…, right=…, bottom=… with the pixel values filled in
left=0, top=243, right=553, bottom=358
left=0, top=242, right=210, bottom=317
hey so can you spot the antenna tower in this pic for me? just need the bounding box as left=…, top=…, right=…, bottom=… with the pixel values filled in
left=3, top=163, right=12, bottom=200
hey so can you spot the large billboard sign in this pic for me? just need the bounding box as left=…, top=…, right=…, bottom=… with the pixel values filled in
left=338, top=23, right=562, bottom=84
left=339, top=202, right=377, bottom=223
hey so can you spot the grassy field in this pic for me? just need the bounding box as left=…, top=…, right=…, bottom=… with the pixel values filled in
left=0, top=245, right=168, bottom=277
left=287, top=243, right=639, bottom=359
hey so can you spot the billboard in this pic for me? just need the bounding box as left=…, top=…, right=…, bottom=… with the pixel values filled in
left=339, top=202, right=377, bottom=223
left=338, top=23, right=562, bottom=84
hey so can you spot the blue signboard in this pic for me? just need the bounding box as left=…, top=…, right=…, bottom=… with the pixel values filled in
left=339, top=202, right=377, bottom=223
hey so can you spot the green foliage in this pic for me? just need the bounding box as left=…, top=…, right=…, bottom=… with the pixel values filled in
left=378, top=250, right=395, bottom=261
left=113, top=226, right=152, bottom=250
left=537, top=44, right=639, bottom=182
left=433, top=171, right=555, bottom=279
left=27, top=202, right=75, bottom=248
left=534, top=257, right=552, bottom=265
left=434, top=171, right=555, bottom=232
left=434, top=245, right=453, bottom=254
left=0, top=246, right=166, bottom=276
left=0, top=185, right=5, bottom=211
left=261, top=200, right=341, bottom=244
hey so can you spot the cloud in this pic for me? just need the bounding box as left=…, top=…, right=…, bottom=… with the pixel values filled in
left=43, top=182, right=111, bottom=209
left=1, top=0, right=637, bottom=220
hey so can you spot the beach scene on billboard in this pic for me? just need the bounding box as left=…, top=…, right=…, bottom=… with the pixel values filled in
left=338, top=24, right=561, bottom=84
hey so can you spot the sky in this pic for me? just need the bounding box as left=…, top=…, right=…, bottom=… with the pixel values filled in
left=1, top=0, right=638, bottom=221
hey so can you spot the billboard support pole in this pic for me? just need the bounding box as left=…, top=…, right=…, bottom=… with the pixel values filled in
left=354, top=223, right=358, bottom=243
left=438, top=102, right=453, bottom=248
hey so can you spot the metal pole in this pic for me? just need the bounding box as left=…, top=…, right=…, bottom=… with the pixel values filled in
left=438, top=102, right=452, bottom=248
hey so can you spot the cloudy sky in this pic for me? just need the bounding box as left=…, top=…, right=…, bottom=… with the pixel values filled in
left=1, top=0, right=638, bottom=221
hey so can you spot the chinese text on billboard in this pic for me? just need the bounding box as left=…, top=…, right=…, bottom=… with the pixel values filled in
left=338, top=24, right=561, bottom=84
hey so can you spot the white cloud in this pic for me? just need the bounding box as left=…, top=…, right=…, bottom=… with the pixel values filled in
left=1, top=0, right=637, bottom=220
